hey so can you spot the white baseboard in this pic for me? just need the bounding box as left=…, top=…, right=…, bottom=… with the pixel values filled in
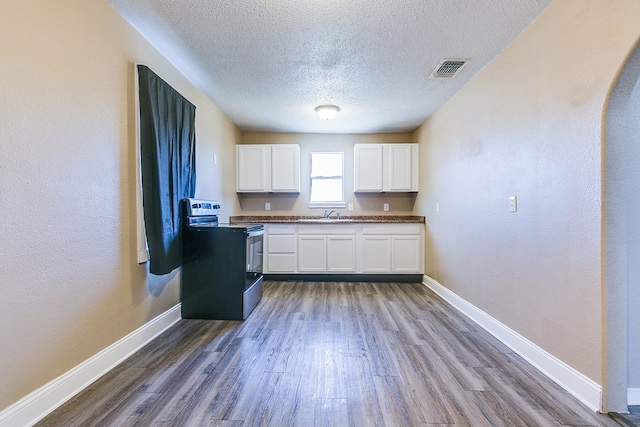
left=0, top=304, right=181, bottom=427
left=629, top=388, right=640, bottom=406
left=422, top=275, right=602, bottom=412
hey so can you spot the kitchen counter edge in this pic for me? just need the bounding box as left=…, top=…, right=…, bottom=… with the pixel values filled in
left=229, top=215, right=425, bottom=224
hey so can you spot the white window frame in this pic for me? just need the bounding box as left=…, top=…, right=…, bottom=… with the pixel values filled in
left=309, top=152, right=345, bottom=208
left=135, top=64, right=149, bottom=263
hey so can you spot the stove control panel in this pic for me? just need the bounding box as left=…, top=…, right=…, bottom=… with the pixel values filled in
left=185, top=198, right=221, bottom=217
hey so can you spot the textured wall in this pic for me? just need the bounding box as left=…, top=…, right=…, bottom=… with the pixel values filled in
left=414, top=0, right=640, bottom=384
left=0, top=0, right=239, bottom=411
left=237, top=132, right=418, bottom=215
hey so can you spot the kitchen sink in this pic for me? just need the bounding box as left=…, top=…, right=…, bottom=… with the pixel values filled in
left=297, top=218, right=354, bottom=223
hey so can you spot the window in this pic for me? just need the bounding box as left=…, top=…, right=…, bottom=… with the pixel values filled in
left=137, top=64, right=196, bottom=274
left=310, top=152, right=344, bottom=207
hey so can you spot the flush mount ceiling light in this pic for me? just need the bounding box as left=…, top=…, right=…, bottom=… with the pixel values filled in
left=314, top=104, right=341, bottom=120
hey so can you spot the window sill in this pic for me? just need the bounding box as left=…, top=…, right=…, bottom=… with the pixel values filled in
left=308, top=202, right=346, bottom=209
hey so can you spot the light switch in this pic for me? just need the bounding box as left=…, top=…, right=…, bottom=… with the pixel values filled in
left=436, top=201, right=440, bottom=212
left=509, top=196, right=517, bottom=212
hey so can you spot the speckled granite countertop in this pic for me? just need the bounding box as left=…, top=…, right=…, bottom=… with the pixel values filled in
left=229, top=215, right=425, bottom=224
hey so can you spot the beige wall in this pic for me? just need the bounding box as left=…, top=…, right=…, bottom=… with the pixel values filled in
left=5, top=0, right=639, bottom=415
left=414, top=0, right=640, bottom=384
left=237, top=132, right=417, bottom=215
left=0, top=0, right=240, bottom=411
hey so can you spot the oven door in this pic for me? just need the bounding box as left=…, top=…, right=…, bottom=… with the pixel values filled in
left=245, top=228, right=264, bottom=289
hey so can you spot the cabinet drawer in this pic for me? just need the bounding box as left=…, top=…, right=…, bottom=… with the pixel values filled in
left=362, top=223, right=422, bottom=235
left=268, top=235, right=296, bottom=253
left=298, top=224, right=357, bottom=234
left=267, top=254, right=296, bottom=272
left=266, top=224, right=296, bottom=235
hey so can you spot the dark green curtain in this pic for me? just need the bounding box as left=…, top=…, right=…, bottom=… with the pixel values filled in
left=137, top=65, right=196, bottom=275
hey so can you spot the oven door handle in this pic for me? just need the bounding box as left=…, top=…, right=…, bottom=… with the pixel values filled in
left=247, top=229, right=264, bottom=238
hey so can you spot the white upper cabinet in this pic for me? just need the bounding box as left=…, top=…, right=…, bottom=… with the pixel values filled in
left=353, top=144, right=383, bottom=192
left=237, top=144, right=300, bottom=193
left=271, top=144, right=300, bottom=192
left=237, top=145, right=268, bottom=192
left=385, top=144, right=418, bottom=191
left=354, top=143, right=419, bottom=192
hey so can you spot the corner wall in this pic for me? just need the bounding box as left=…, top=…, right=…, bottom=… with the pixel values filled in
left=414, top=0, right=640, bottom=386
left=0, top=0, right=239, bottom=411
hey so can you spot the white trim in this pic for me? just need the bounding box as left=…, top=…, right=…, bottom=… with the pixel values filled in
left=422, top=275, right=602, bottom=412
left=0, top=304, right=181, bottom=427
left=308, top=203, right=346, bottom=209
left=629, top=388, right=640, bottom=406
left=135, top=63, right=149, bottom=264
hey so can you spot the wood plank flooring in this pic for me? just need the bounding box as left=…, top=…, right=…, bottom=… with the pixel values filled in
left=38, top=281, right=621, bottom=426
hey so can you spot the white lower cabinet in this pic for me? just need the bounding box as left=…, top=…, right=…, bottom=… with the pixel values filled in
left=298, top=235, right=326, bottom=272
left=361, top=223, right=423, bottom=274
left=327, top=235, right=356, bottom=272
left=265, top=225, right=297, bottom=273
left=362, top=236, right=391, bottom=272
left=392, top=235, right=422, bottom=272
left=264, top=223, right=423, bottom=275
left=298, top=225, right=357, bottom=273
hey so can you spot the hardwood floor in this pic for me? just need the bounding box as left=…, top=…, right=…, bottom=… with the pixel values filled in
left=610, top=406, right=640, bottom=427
left=38, top=281, right=621, bottom=426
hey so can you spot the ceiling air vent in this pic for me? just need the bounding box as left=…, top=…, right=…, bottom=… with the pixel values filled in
left=429, top=59, right=469, bottom=78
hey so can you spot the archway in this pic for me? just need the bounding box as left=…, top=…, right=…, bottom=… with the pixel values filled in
left=603, top=38, right=640, bottom=413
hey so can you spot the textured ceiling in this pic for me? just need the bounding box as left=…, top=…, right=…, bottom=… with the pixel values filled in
left=107, top=0, right=552, bottom=134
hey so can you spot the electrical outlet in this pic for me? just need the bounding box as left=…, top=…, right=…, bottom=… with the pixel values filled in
left=265, top=202, right=271, bottom=211
left=509, top=196, right=517, bottom=212
left=348, top=203, right=353, bottom=211
left=383, top=203, right=389, bottom=212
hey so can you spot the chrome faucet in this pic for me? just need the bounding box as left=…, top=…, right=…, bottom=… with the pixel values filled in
left=323, top=210, right=339, bottom=219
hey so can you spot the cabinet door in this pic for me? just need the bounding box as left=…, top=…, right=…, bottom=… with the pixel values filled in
left=384, top=144, right=418, bottom=192
left=271, top=144, right=300, bottom=192
left=298, top=235, right=326, bottom=272
left=362, top=236, right=391, bottom=272
left=354, top=144, right=383, bottom=192
left=392, top=235, right=422, bottom=273
left=237, top=145, right=268, bottom=192
left=327, top=235, right=356, bottom=272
